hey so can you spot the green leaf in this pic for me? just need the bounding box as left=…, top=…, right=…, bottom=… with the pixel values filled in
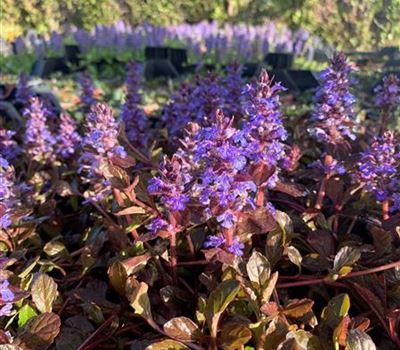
left=287, top=246, right=302, bottom=273
left=321, top=294, right=350, bottom=329
left=128, top=281, right=152, bottom=321
left=345, top=329, right=376, bottom=350
left=333, top=247, right=361, bottom=276
left=18, top=304, right=38, bottom=328
left=16, top=312, right=61, bottom=350
left=205, top=280, right=240, bottom=320
left=282, top=299, right=314, bottom=319
left=31, top=274, right=58, bottom=313
left=218, top=323, right=252, bottom=349
left=163, top=317, right=200, bottom=341
left=246, top=251, right=271, bottom=288
left=205, top=280, right=240, bottom=338
left=145, top=340, right=190, bottom=350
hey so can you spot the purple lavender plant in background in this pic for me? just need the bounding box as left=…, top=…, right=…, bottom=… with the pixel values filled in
left=55, top=114, right=82, bottom=159
left=121, top=61, right=148, bottom=147
left=23, top=97, right=55, bottom=162
left=309, top=52, right=356, bottom=147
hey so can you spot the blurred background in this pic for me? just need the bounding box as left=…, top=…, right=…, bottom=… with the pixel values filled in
left=1, top=0, right=399, bottom=50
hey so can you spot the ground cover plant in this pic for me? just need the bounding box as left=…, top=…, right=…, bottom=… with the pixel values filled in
left=0, top=53, right=400, bottom=350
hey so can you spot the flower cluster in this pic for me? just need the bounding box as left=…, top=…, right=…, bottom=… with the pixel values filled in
left=0, top=278, right=14, bottom=317
left=78, top=72, right=96, bottom=112
left=79, top=103, right=129, bottom=201
left=55, top=114, right=82, bottom=159
left=148, top=154, right=192, bottom=213
left=375, top=74, right=400, bottom=110
left=355, top=131, right=400, bottom=211
left=23, top=97, right=55, bottom=162
left=0, top=128, right=20, bottom=162
left=0, top=157, right=15, bottom=230
left=309, top=52, right=356, bottom=146
left=120, top=61, right=148, bottom=147
left=149, top=110, right=260, bottom=256
left=241, top=69, right=287, bottom=168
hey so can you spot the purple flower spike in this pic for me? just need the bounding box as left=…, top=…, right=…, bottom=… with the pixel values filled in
left=78, top=72, right=96, bottom=112
left=23, top=97, right=55, bottom=163
left=309, top=52, right=356, bottom=146
left=148, top=154, right=192, bottom=212
left=121, top=61, right=148, bottom=147
left=375, top=74, right=400, bottom=110
left=80, top=103, right=128, bottom=201
left=55, top=114, right=82, bottom=159
left=355, top=131, right=400, bottom=210
left=0, top=129, right=20, bottom=162
left=0, top=158, right=15, bottom=230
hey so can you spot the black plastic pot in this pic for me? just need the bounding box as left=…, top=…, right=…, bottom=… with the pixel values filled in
left=268, top=69, right=298, bottom=92
left=145, top=46, right=169, bottom=60
left=242, top=62, right=261, bottom=77
left=65, top=44, right=81, bottom=65
left=31, top=57, right=70, bottom=77
left=287, top=70, right=319, bottom=91
left=145, top=46, right=188, bottom=73
left=144, top=59, right=179, bottom=79
left=264, top=53, right=294, bottom=69
left=168, top=48, right=187, bottom=72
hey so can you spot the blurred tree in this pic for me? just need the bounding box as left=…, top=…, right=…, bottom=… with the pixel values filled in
left=0, top=0, right=399, bottom=50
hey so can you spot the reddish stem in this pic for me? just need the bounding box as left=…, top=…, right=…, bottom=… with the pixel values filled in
left=315, top=154, right=333, bottom=210
left=256, top=188, right=265, bottom=206
left=277, top=259, right=400, bottom=288
left=382, top=199, right=390, bottom=221
left=223, top=228, right=234, bottom=247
